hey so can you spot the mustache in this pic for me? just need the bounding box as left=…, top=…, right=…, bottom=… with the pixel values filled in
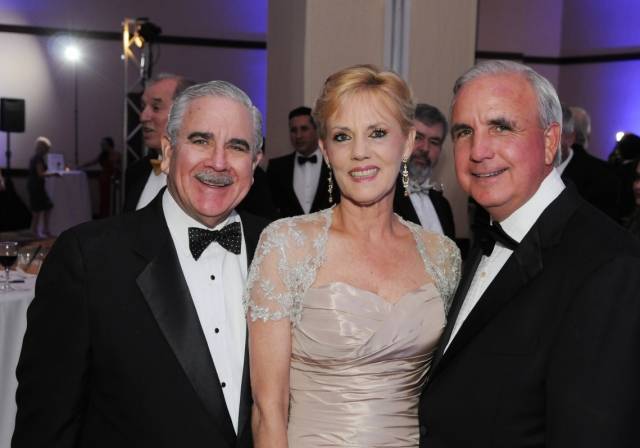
left=194, top=170, right=234, bottom=187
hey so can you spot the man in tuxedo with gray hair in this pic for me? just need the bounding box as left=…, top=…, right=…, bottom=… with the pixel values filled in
left=419, top=60, right=640, bottom=447
left=14, top=80, right=270, bottom=447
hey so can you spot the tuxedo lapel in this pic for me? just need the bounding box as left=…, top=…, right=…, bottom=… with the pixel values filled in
left=311, top=162, right=330, bottom=212
left=429, top=246, right=483, bottom=377
left=432, top=187, right=580, bottom=375
left=133, top=195, right=237, bottom=446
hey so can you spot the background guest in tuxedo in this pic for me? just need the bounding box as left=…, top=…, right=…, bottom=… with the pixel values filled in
left=394, top=103, right=456, bottom=240
left=267, top=106, right=338, bottom=217
left=609, top=132, right=640, bottom=221
left=419, top=60, right=640, bottom=448
left=555, top=105, right=621, bottom=221
left=122, top=73, right=196, bottom=212
left=623, top=158, right=640, bottom=239
left=13, top=81, right=270, bottom=447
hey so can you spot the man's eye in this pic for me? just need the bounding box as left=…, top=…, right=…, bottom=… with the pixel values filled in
left=333, top=133, right=350, bottom=142
left=370, top=128, right=387, bottom=138
left=230, top=145, right=249, bottom=152
left=429, top=139, right=442, bottom=146
left=453, top=129, right=471, bottom=140
left=192, top=138, right=207, bottom=145
left=493, top=124, right=512, bottom=133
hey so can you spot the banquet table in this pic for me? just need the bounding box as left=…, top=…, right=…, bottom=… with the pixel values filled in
left=0, top=273, right=35, bottom=448
left=45, top=170, right=92, bottom=236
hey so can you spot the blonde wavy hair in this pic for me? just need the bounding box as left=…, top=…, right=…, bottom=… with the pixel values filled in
left=312, top=64, right=415, bottom=141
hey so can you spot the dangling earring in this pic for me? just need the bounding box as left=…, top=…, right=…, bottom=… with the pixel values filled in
left=401, top=158, right=409, bottom=196
left=326, top=162, right=334, bottom=203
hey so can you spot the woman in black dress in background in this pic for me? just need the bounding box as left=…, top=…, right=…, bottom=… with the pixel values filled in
left=27, top=136, right=54, bottom=237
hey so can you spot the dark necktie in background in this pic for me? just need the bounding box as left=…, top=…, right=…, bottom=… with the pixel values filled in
left=297, top=154, right=318, bottom=165
left=188, top=222, right=242, bottom=260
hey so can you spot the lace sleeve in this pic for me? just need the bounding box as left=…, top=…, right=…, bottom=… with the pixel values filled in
left=438, top=237, right=462, bottom=313
left=243, top=212, right=330, bottom=326
left=410, top=223, right=461, bottom=314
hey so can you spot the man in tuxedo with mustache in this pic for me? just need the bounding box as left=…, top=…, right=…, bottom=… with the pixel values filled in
left=14, top=81, right=270, bottom=447
left=419, top=60, right=640, bottom=447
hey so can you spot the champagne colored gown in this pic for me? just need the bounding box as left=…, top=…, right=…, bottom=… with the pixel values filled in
left=245, top=208, right=460, bottom=447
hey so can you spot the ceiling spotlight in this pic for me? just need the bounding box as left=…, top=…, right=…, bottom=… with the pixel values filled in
left=616, top=131, right=625, bottom=142
left=64, top=45, right=81, bottom=63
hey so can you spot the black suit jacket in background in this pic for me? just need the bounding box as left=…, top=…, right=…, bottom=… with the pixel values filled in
left=393, top=178, right=456, bottom=241
left=13, top=191, right=269, bottom=448
left=266, top=152, right=339, bottom=217
left=122, top=153, right=156, bottom=213
left=562, top=144, right=621, bottom=222
left=237, top=165, right=279, bottom=220
left=419, top=186, right=640, bottom=448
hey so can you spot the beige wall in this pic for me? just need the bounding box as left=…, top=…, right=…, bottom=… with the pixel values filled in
left=267, top=0, right=478, bottom=237
left=266, top=0, right=387, bottom=157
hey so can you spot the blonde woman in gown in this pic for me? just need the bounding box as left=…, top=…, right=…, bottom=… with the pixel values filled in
left=245, top=65, right=461, bottom=447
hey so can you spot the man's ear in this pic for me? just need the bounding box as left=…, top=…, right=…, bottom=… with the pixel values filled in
left=544, top=122, right=561, bottom=166
left=160, top=136, right=173, bottom=173
left=252, top=150, right=263, bottom=171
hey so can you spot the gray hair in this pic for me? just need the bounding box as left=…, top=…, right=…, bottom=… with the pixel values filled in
left=146, top=73, right=197, bottom=100
left=570, top=106, right=591, bottom=148
left=415, top=103, right=448, bottom=139
left=166, top=80, right=264, bottom=157
left=451, top=60, right=562, bottom=136
left=561, top=103, right=575, bottom=135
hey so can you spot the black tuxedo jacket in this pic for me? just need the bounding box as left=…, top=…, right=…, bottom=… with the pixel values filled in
left=419, top=186, right=640, bottom=447
left=562, top=145, right=621, bottom=222
left=393, top=179, right=456, bottom=241
left=13, top=191, right=269, bottom=448
left=122, top=153, right=156, bottom=213
left=266, top=152, right=338, bottom=217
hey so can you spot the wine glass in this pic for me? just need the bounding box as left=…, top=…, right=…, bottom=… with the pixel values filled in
left=0, top=241, right=19, bottom=292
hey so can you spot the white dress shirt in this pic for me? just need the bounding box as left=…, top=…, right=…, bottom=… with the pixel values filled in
left=409, top=181, right=445, bottom=235
left=162, top=190, right=247, bottom=433
left=555, top=147, right=574, bottom=175
left=293, top=148, right=322, bottom=214
left=136, top=168, right=167, bottom=210
left=445, top=169, right=566, bottom=352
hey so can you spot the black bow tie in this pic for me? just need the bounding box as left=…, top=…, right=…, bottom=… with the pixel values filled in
left=188, top=222, right=242, bottom=260
left=297, top=154, right=317, bottom=165
left=476, top=222, right=519, bottom=257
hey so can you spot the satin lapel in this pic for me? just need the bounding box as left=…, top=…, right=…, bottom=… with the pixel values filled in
left=134, top=195, right=237, bottom=446
left=311, top=161, right=333, bottom=212
left=237, top=328, right=252, bottom=438
left=436, top=187, right=582, bottom=371
left=439, top=229, right=544, bottom=368
left=429, top=246, right=484, bottom=379
left=283, top=154, right=305, bottom=215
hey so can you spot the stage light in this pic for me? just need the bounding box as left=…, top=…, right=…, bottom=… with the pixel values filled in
left=616, top=131, right=625, bottom=142
left=64, top=45, right=81, bottom=63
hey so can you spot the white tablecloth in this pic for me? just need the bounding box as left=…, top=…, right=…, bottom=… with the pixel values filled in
left=45, top=170, right=92, bottom=236
left=0, top=274, right=35, bottom=448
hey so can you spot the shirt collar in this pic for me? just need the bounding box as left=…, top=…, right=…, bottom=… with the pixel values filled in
left=295, top=148, right=321, bottom=159
left=555, top=147, right=574, bottom=175
left=499, top=168, right=565, bottom=243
